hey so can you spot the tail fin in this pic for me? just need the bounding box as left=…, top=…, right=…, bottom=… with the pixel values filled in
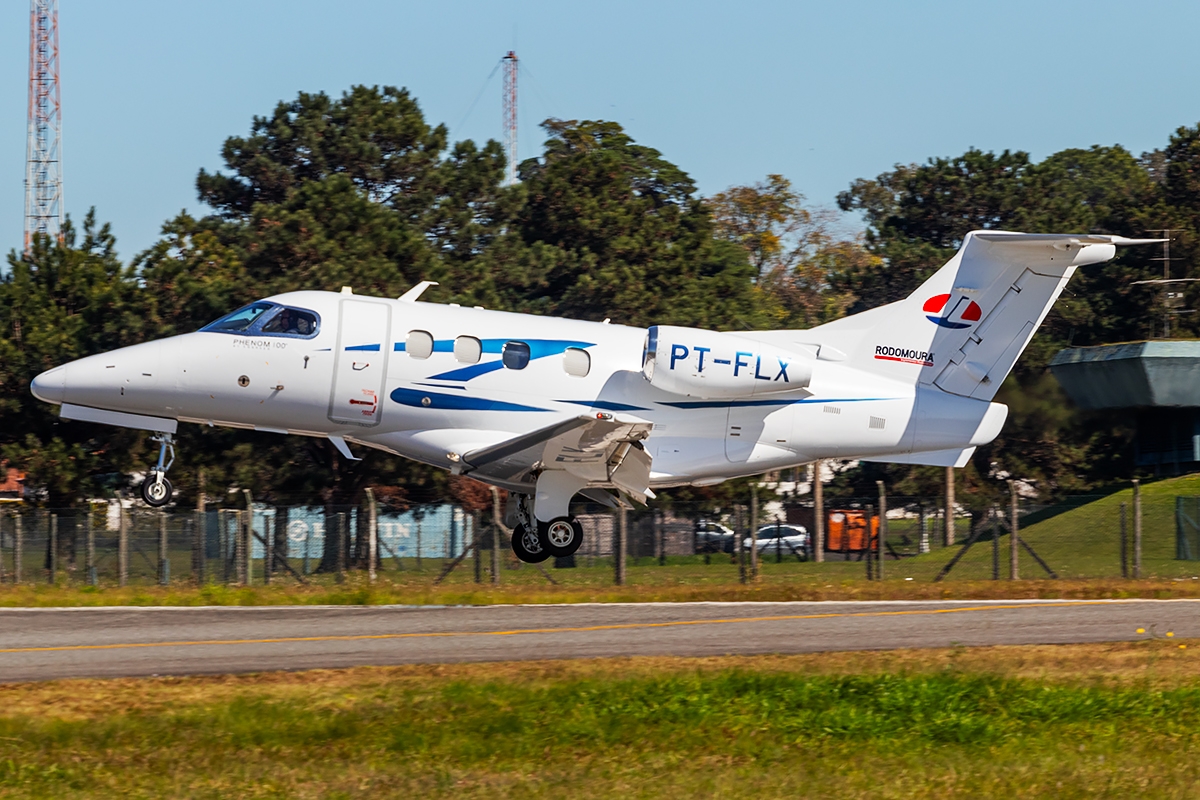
left=794, top=231, right=1161, bottom=401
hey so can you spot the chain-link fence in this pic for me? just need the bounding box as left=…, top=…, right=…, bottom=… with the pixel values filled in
left=0, top=485, right=1196, bottom=585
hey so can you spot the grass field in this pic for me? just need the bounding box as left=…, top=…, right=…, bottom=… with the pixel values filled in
left=2, top=641, right=1199, bottom=798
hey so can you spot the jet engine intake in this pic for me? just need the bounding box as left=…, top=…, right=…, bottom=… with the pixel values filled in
left=642, top=325, right=814, bottom=399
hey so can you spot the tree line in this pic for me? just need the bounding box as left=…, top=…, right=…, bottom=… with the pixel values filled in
left=2, top=84, right=1198, bottom=509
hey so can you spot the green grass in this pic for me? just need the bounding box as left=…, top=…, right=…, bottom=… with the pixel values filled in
left=2, top=644, right=1200, bottom=798
left=881, top=473, right=1200, bottom=582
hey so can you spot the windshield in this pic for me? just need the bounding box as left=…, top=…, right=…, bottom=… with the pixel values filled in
left=200, top=302, right=320, bottom=338
left=201, top=302, right=275, bottom=333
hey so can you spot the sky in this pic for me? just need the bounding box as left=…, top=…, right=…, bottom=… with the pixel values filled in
left=3, top=0, right=1200, bottom=261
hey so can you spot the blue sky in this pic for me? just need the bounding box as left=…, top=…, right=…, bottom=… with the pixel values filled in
left=3, top=0, right=1200, bottom=261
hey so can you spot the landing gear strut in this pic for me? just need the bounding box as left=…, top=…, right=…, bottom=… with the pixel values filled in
left=141, top=433, right=175, bottom=507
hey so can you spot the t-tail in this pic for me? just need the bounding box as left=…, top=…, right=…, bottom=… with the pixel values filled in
left=810, top=231, right=1162, bottom=400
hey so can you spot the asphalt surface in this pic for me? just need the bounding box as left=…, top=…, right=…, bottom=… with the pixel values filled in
left=1, top=599, right=1197, bottom=682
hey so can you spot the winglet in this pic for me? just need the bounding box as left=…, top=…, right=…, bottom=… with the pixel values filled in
left=399, top=281, right=439, bottom=303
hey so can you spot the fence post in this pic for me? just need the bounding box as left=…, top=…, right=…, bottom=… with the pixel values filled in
left=242, top=490, right=255, bottom=586
left=118, top=500, right=128, bottom=587
left=657, top=510, right=667, bottom=567
left=918, top=504, right=929, bottom=554
left=473, top=512, right=483, bottom=583
left=736, top=506, right=747, bottom=584
left=336, top=512, right=347, bottom=583
left=194, top=486, right=206, bottom=585
left=1009, top=481, right=1019, bottom=580
left=615, top=507, right=627, bottom=585
left=86, top=506, right=96, bottom=586
left=1133, top=479, right=1142, bottom=579
left=878, top=482, right=888, bottom=582
left=46, top=513, right=57, bottom=585
left=234, top=511, right=246, bottom=585
left=813, top=461, right=824, bottom=563
left=991, top=505, right=1000, bottom=581
left=366, top=488, right=378, bottom=584
left=868, top=503, right=878, bottom=578
left=14, top=514, right=22, bottom=585
left=489, top=489, right=503, bottom=585
left=0, top=511, right=6, bottom=584
left=945, top=467, right=956, bottom=546
left=264, top=510, right=274, bottom=586
left=1120, top=501, right=1129, bottom=578
left=158, top=512, right=169, bottom=586
left=750, top=482, right=759, bottom=580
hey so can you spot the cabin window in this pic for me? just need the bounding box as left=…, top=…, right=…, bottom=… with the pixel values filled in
left=563, top=347, right=591, bottom=377
left=454, top=335, right=482, bottom=364
left=406, top=330, right=434, bottom=359
left=260, top=307, right=319, bottom=337
left=502, top=341, right=531, bottom=370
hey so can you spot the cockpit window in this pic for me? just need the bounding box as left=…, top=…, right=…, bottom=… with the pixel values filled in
left=200, top=302, right=320, bottom=338
left=260, top=307, right=319, bottom=337
left=201, top=302, right=274, bottom=333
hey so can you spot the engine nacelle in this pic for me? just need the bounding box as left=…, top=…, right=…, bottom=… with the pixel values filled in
left=642, top=325, right=814, bottom=399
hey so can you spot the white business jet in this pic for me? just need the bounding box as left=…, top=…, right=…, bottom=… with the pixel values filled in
left=29, top=231, right=1158, bottom=563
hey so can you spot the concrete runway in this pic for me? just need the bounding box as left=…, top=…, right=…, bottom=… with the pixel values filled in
left=1, top=599, right=1197, bottom=682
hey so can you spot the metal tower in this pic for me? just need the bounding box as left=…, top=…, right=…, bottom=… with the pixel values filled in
left=502, top=50, right=518, bottom=185
left=24, top=0, right=63, bottom=251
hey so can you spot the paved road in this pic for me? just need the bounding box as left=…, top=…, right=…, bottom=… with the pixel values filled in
left=1, top=599, right=1197, bottom=682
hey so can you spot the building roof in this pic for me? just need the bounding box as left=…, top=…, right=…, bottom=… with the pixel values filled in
left=1049, top=340, right=1200, bottom=409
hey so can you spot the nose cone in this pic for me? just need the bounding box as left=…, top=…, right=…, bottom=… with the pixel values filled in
left=31, top=366, right=66, bottom=405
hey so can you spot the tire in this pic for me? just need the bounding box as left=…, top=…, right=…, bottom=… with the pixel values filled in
left=510, top=523, right=550, bottom=564
left=542, top=517, right=584, bottom=558
left=141, top=475, right=173, bottom=507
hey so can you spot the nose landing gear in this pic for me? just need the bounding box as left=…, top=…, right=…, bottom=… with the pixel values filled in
left=140, top=433, right=175, bottom=507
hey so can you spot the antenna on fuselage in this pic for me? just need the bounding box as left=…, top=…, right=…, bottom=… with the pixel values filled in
left=399, top=281, right=439, bottom=303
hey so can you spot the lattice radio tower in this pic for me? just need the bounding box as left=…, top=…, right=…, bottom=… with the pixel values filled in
left=24, top=0, right=63, bottom=251
left=502, top=50, right=518, bottom=185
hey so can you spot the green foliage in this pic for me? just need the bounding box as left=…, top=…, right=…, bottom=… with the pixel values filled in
left=512, top=119, right=766, bottom=328
left=0, top=213, right=147, bottom=504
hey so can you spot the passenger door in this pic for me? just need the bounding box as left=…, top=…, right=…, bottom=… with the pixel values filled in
left=328, top=298, right=392, bottom=427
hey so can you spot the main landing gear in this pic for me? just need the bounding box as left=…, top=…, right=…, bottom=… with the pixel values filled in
left=508, top=493, right=584, bottom=564
left=140, top=433, right=175, bottom=507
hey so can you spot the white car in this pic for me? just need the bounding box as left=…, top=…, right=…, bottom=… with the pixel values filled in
left=744, top=523, right=809, bottom=560
left=695, top=520, right=737, bottom=554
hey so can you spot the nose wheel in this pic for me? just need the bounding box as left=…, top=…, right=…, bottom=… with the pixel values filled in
left=140, top=434, right=175, bottom=507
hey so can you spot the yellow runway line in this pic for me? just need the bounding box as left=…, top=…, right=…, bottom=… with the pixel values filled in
left=0, top=599, right=1189, bottom=656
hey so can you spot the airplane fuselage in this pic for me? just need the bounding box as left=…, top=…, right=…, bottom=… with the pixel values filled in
left=31, top=287, right=1009, bottom=494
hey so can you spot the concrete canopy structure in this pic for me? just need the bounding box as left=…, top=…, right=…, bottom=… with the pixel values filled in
left=1050, top=341, right=1200, bottom=471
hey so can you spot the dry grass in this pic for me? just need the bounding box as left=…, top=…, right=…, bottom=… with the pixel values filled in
left=4, top=639, right=1197, bottom=719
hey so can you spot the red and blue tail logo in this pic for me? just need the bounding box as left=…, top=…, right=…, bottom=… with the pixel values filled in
left=923, top=294, right=982, bottom=329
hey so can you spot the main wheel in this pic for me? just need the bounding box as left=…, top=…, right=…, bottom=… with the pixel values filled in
left=510, top=523, right=550, bottom=563
left=141, top=474, right=173, bottom=507
left=542, top=516, right=584, bottom=558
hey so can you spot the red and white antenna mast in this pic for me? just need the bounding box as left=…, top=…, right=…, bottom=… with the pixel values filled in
left=25, top=0, right=63, bottom=251
left=502, top=50, right=518, bottom=185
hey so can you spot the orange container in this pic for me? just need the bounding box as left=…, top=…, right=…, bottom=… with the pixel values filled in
left=825, top=510, right=878, bottom=552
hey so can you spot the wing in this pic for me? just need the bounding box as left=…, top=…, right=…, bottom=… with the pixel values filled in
left=461, top=414, right=655, bottom=503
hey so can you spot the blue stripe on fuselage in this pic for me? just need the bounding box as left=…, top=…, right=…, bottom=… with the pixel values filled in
left=390, top=387, right=548, bottom=412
